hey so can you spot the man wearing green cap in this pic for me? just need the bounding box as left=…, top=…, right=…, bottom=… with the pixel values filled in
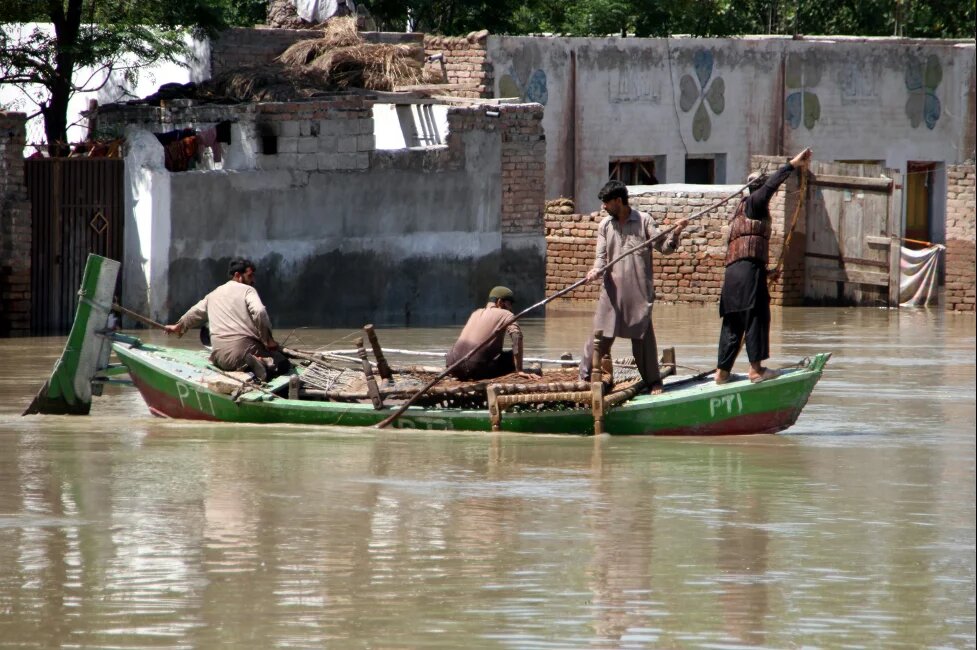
left=446, top=286, right=526, bottom=381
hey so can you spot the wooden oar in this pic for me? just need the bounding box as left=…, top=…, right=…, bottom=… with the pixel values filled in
left=112, top=303, right=165, bottom=330
left=375, top=183, right=750, bottom=429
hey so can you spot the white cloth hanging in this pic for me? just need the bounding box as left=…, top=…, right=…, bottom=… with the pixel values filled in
left=899, top=244, right=945, bottom=306
left=292, top=0, right=355, bottom=23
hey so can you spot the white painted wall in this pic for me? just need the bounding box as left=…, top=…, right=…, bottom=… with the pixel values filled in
left=0, top=23, right=210, bottom=150
left=372, top=103, right=450, bottom=149
left=122, top=128, right=172, bottom=322
left=488, top=35, right=976, bottom=214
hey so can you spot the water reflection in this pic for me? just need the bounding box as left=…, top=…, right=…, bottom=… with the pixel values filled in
left=0, top=304, right=974, bottom=647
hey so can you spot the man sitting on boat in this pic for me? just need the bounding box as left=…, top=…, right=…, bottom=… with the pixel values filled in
left=163, top=258, right=288, bottom=381
left=446, top=286, right=529, bottom=381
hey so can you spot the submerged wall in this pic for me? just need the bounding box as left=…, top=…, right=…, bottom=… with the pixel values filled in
left=0, top=112, right=31, bottom=336
left=545, top=154, right=807, bottom=308
left=103, top=98, right=545, bottom=327
left=945, top=163, right=976, bottom=312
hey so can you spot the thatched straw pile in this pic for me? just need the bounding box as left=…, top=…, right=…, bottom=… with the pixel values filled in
left=277, top=17, right=424, bottom=91
left=208, top=65, right=335, bottom=102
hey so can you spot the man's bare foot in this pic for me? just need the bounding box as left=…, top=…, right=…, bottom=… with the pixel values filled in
left=648, top=381, right=663, bottom=395
left=715, top=369, right=730, bottom=385
left=749, top=367, right=780, bottom=383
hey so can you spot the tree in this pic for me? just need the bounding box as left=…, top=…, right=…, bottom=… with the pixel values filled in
left=363, top=0, right=975, bottom=37
left=0, top=0, right=258, bottom=155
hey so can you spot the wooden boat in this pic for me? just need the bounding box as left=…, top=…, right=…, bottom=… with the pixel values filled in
left=25, top=255, right=831, bottom=435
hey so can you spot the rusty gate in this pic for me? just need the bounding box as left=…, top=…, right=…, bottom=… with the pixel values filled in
left=27, top=158, right=124, bottom=334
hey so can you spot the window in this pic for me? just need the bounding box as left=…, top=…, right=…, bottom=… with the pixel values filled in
left=609, top=156, right=664, bottom=185
left=259, top=124, right=277, bottom=155
left=685, top=153, right=727, bottom=184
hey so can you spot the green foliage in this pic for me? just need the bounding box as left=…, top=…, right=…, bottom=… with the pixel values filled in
left=362, top=0, right=975, bottom=37
left=0, top=0, right=262, bottom=150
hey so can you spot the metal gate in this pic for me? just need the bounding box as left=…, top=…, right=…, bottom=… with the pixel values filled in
left=804, top=162, right=900, bottom=306
left=27, top=158, right=124, bottom=334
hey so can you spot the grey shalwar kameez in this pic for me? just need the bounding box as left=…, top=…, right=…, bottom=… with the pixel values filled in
left=579, top=207, right=679, bottom=385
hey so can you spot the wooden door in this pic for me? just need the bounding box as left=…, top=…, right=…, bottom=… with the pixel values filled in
left=804, top=162, right=894, bottom=306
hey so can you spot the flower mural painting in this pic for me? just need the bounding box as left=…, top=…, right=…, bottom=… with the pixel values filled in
left=679, top=50, right=724, bottom=141
left=785, top=56, right=821, bottom=130
left=499, top=69, right=548, bottom=105
left=905, top=54, right=942, bottom=130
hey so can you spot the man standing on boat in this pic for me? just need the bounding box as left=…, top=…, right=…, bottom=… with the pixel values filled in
left=715, top=147, right=812, bottom=385
left=163, top=258, right=286, bottom=381
left=579, top=180, right=688, bottom=394
left=446, top=286, right=528, bottom=381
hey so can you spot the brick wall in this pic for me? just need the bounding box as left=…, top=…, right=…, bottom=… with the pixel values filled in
left=544, top=156, right=805, bottom=306
left=945, top=163, right=976, bottom=312
left=0, top=112, right=31, bottom=336
left=255, top=98, right=375, bottom=171
left=210, top=27, right=321, bottom=76
left=544, top=191, right=735, bottom=305
left=446, top=104, right=545, bottom=234
left=424, top=31, right=493, bottom=98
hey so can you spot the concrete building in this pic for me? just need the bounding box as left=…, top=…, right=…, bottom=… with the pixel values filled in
left=95, top=93, right=545, bottom=327
left=487, top=35, right=975, bottom=247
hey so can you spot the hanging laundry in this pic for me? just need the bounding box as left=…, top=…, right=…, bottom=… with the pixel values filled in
left=293, top=0, right=355, bottom=23
left=155, top=128, right=194, bottom=146
left=899, top=244, right=945, bottom=306
left=197, top=127, right=222, bottom=163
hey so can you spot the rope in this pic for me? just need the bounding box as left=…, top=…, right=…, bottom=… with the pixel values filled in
left=768, top=169, right=809, bottom=282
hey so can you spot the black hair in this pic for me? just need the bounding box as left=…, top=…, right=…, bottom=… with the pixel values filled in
left=598, top=180, right=629, bottom=204
left=228, top=258, right=255, bottom=277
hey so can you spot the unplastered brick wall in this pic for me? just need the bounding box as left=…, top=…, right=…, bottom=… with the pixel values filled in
left=944, top=163, right=976, bottom=312
left=545, top=191, right=734, bottom=305
left=256, top=98, right=375, bottom=171
left=544, top=156, right=804, bottom=306
left=210, top=27, right=321, bottom=76
left=0, top=112, right=31, bottom=336
left=446, top=104, right=545, bottom=235
left=97, top=99, right=247, bottom=134
left=424, top=31, right=493, bottom=98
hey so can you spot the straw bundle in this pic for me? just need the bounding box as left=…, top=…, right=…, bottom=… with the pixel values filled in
left=307, top=43, right=423, bottom=91
left=209, top=64, right=332, bottom=102
left=278, top=16, right=362, bottom=65
left=276, top=16, right=425, bottom=91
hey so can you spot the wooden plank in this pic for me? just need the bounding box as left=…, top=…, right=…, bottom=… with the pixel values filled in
left=810, top=267, right=889, bottom=287
left=805, top=179, right=842, bottom=301
left=812, top=174, right=893, bottom=191
left=885, top=169, right=904, bottom=307
left=804, top=252, right=888, bottom=268
left=865, top=235, right=891, bottom=246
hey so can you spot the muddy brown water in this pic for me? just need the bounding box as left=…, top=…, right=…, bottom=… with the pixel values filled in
left=1, top=304, right=974, bottom=648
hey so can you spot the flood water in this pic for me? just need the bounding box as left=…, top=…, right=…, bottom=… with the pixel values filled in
left=1, top=304, right=974, bottom=648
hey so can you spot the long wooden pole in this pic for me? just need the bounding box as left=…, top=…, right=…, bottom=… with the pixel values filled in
left=375, top=183, right=750, bottom=429
left=112, top=303, right=165, bottom=330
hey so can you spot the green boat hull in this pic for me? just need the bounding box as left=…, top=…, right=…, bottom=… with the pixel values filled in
left=113, top=340, right=829, bottom=436
left=25, top=254, right=829, bottom=435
